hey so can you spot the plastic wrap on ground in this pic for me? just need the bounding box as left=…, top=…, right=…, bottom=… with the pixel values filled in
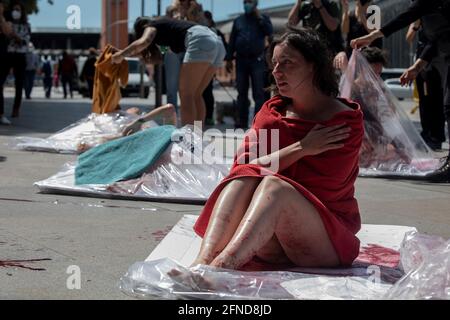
left=384, top=231, right=450, bottom=299
left=119, top=258, right=396, bottom=300
left=339, top=50, right=442, bottom=177
left=10, top=112, right=140, bottom=154
left=35, top=126, right=232, bottom=203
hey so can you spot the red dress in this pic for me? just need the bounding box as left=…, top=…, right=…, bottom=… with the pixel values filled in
left=194, top=95, right=364, bottom=266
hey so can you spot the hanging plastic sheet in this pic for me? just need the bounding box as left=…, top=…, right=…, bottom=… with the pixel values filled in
left=339, top=50, right=442, bottom=178
left=35, top=126, right=232, bottom=204
left=10, top=112, right=140, bottom=154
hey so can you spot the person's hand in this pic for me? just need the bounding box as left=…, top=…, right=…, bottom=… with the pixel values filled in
left=300, top=124, right=351, bottom=156
left=333, top=51, right=348, bottom=71
left=312, top=0, right=323, bottom=8
left=111, top=51, right=124, bottom=64
left=122, top=120, right=143, bottom=136
left=400, top=65, right=419, bottom=87
left=350, top=30, right=382, bottom=49
left=225, top=60, right=233, bottom=74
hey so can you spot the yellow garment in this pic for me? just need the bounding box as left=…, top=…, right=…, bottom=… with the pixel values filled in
left=91, top=44, right=129, bottom=114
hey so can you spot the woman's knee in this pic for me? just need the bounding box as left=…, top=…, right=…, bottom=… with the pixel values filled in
left=259, top=176, right=292, bottom=194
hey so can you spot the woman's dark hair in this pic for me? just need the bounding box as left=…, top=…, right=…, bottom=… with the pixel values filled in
left=361, top=47, right=388, bottom=66
left=9, top=1, right=28, bottom=24
left=267, top=27, right=339, bottom=97
left=133, top=16, right=159, bottom=63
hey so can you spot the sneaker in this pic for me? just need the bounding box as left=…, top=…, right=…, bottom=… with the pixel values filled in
left=425, top=158, right=450, bottom=183
left=0, top=115, right=11, bottom=125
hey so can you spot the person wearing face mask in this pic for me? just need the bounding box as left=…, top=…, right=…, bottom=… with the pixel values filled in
left=225, top=0, right=273, bottom=129
left=0, top=0, right=12, bottom=125
left=0, top=2, right=30, bottom=119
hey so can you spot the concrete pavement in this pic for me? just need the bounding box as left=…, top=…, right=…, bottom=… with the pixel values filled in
left=0, top=86, right=449, bottom=299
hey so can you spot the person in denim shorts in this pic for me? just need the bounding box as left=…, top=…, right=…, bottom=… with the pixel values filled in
left=112, top=17, right=226, bottom=127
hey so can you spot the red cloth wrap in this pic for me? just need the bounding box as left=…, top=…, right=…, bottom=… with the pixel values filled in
left=194, top=95, right=364, bottom=266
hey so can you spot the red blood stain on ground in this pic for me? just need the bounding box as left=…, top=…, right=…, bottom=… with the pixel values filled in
left=151, top=226, right=174, bottom=242
left=355, top=244, right=400, bottom=268
left=0, top=258, right=52, bottom=271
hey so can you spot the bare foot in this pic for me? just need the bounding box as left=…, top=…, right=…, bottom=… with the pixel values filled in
left=167, top=267, right=215, bottom=291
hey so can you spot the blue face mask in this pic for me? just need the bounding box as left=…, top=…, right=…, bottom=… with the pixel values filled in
left=244, top=3, right=255, bottom=14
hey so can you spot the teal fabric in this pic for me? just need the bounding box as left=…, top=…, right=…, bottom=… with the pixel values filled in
left=75, top=125, right=176, bottom=185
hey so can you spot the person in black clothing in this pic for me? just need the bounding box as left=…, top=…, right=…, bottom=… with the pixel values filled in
left=80, top=47, right=98, bottom=99
left=351, top=0, right=450, bottom=182
left=407, top=20, right=446, bottom=151
left=202, top=10, right=227, bottom=126
left=59, top=51, right=77, bottom=99
left=287, top=0, right=344, bottom=56
left=112, top=17, right=226, bottom=127
left=225, top=0, right=273, bottom=129
left=334, top=0, right=382, bottom=71
left=41, top=55, right=53, bottom=99
left=0, top=0, right=12, bottom=125
left=1, top=1, right=30, bottom=119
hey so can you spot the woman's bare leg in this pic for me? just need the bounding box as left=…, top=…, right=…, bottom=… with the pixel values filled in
left=191, top=177, right=262, bottom=266
left=194, top=66, right=217, bottom=125
left=210, top=176, right=340, bottom=269
left=179, top=62, right=212, bottom=126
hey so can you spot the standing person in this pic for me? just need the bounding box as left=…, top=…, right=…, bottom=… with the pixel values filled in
left=225, top=0, right=273, bottom=129
left=112, top=16, right=226, bottom=126
left=287, top=0, right=344, bottom=56
left=351, top=0, right=450, bottom=182
left=406, top=21, right=445, bottom=151
left=24, top=42, right=39, bottom=99
left=0, top=0, right=12, bottom=125
left=1, top=1, right=30, bottom=118
left=58, top=51, right=77, bottom=99
left=80, top=47, right=98, bottom=99
left=164, top=0, right=206, bottom=113
left=334, top=0, right=382, bottom=71
left=41, top=55, right=53, bottom=99
left=202, top=10, right=227, bottom=126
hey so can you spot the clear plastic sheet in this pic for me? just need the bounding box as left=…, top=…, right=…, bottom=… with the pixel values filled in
left=384, top=231, right=450, bottom=299
left=11, top=112, right=141, bottom=154
left=340, top=50, right=442, bottom=177
left=35, top=126, right=231, bottom=203
left=119, top=258, right=395, bottom=300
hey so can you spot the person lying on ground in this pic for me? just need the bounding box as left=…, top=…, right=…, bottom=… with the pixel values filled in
left=76, top=104, right=176, bottom=152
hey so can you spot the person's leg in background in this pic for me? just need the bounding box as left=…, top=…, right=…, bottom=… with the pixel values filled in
left=427, top=66, right=446, bottom=148
left=249, top=55, right=266, bottom=119
left=24, top=70, right=33, bottom=99
left=61, top=75, right=68, bottom=99
left=87, top=79, right=94, bottom=99
left=43, top=77, right=52, bottom=98
left=235, top=57, right=250, bottom=129
left=416, top=70, right=434, bottom=146
left=11, top=53, right=26, bottom=118
left=68, top=75, right=74, bottom=98
left=164, top=51, right=184, bottom=114
left=202, top=79, right=214, bottom=125
left=0, top=55, right=11, bottom=124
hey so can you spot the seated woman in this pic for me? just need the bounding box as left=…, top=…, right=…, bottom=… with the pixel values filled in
left=186, top=28, right=364, bottom=273
left=111, top=16, right=226, bottom=127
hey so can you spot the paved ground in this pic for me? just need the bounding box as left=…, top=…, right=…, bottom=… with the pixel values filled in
left=0, top=86, right=449, bottom=299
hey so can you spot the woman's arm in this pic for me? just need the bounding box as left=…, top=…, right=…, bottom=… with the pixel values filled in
left=112, top=27, right=156, bottom=64
left=249, top=124, right=351, bottom=173
left=405, top=20, right=420, bottom=45
left=341, top=1, right=350, bottom=35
